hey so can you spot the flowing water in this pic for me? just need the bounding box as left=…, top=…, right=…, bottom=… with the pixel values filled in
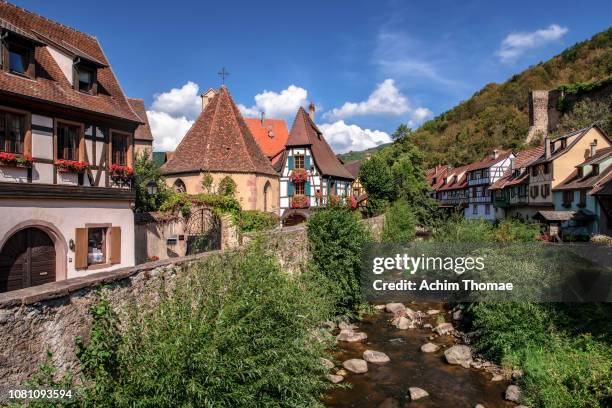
left=323, top=303, right=514, bottom=408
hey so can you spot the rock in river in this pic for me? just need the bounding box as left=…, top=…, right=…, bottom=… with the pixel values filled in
left=420, top=342, right=440, bottom=353
left=326, top=374, right=344, bottom=383
left=336, top=329, right=367, bottom=342
left=394, top=316, right=415, bottom=329
left=385, top=303, right=406, bottom=314
left=342, top=358, right=368, bottom=374
left=444, top=345, right=473, bottom=368
left=363, top=350, right=390, bottom=363
left=408, top=387, right=429, bottom=401
left=433, top=322, right=454, bottom=335
left=505, top=385, right=521, bottom=403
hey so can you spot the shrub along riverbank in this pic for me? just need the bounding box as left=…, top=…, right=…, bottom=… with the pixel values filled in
left=434, top=218, right=612, bottom=408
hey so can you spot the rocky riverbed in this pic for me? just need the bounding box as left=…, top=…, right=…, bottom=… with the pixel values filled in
left=322, top=302, right=524, bottom=408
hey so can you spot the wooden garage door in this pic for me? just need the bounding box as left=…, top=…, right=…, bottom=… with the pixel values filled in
left=0, top=228, right=56, bottom=293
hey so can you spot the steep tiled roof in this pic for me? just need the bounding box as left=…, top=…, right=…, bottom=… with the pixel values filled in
left=287, top=107, right=354, bottom=179
left=489, top=146, right=544, bottom=190
left=467, top=151, right=512, bottom=172
left=127, top=98, right=153, bottom=142
left=343, top=160, right=363, bottom=179
left=160, top=87, right=278, bottom=176
left=244, top=118, right=289, bottom=159
left=437, top=164, right=470, bottom=192
left=530, top=125, right=611, bottom=166
left=0, top=2, right=140, bottom=123
left=555, top=149, right=612, bottom=191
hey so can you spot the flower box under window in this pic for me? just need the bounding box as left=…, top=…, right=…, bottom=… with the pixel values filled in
left=290, top=194, right=309, bottom=209
left=55, top=159, right=89, bottom=173
left=0, top=152, right=32, bottom=168
left=109, top=164, right=133, bottom=180
left=288, top=168, right=308, bottom=183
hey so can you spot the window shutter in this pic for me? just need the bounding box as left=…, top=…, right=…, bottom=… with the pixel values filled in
left=74, top=228, right=88, bottom=269
left=305, top=155, right=311, bottom=170
left=288, top=156, right=294, bottom=170
left=288, top=181, right=294, bottom=196
left=110, top=227, right=121, bottom=264
left=305, top=181, right=311, bottom=196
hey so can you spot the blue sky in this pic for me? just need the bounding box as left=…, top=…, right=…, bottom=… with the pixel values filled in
left=14, top=0, right=612, bottom=153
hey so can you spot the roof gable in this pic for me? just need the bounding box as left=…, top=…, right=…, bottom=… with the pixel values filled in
left=160, top=87, right=277, bottom=177
left=287, top=107, right=354, bottom=179
left=0, top=2, right=140, bottom=123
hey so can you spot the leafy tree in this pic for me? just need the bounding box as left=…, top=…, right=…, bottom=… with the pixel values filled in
left=381, top=199, right=416, bottom=243
left=554, top=95, right=612, bottom=137
left=391, top=124, right=413, bottom=141
left=307, top=208, right=371, bottom=315
left=218, top=176, right=237, bottom=197
left=134, top=153, right=171, bottom=212
left=359, top=154, right=394, bottom=216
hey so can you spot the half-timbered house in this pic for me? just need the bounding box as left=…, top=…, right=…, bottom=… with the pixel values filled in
left=0, top=2, right=140, bottom=292
left=277, top=104, right=354, bottom=225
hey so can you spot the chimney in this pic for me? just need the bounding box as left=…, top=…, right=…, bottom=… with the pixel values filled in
left=260, top=111, right=266, bottom=127
left=308, top=102, right=315, bottom=122
left=544, top=137, right=551, bottom=159
left=590, top=140, right=597, bottom=157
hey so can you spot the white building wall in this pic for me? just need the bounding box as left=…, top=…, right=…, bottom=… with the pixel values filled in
left=0, top=198, right=135, bottom=279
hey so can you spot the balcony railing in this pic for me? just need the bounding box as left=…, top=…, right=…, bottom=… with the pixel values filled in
left=468, top=177, right=490, bottom=186
left=469, top=195, right=492, bottom=204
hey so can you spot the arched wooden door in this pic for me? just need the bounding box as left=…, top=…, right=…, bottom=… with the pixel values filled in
left=0, top=228, right=56, bottom=293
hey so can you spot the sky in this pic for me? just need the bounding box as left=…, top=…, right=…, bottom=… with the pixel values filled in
left=13, top=0, right=612, bottom=153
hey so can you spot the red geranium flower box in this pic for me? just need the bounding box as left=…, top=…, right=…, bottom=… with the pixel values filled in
left=289, top=168, right=308, bottom=183
left=55, top=159, right=89, bottom=173
left=0, top=152, right=33, bottom=168
left=109, top=164, right=134, bottom=179
left=290, top=194, right=310, bottom=209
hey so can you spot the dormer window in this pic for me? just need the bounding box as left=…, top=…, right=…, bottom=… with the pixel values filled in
left=592, top=164, right=599, bottom=176
left=74, top=62, right=97, bottom=94
left=2, top=41, right=34, bottom=78
left=78, top=67, right=93, bottom=92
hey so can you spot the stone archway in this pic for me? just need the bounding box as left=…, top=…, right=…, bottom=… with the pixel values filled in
left=0, top=220, right=68, bottom=289
left=281, top=209, right=311, bottom=227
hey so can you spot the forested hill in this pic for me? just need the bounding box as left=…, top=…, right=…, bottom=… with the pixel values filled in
left=407, top=28, right=612, bottom=167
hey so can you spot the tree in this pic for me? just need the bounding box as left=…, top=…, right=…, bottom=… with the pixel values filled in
left=134, top=153, right=171, bottom=212
left=201, top=173, right=215, bottom=194
left=392, top=124, right=413, bottom=141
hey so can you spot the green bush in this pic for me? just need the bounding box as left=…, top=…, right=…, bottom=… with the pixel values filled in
left=433, top=216, right=496, bottom=243
left=494, top=219, right=539, bottom=243
left=381, top=199, right=416, bottom=243
left=191, top=193, right=241, bottom=215
left=237, top=210, right=279, bottom=232
left=218, top=176, right=237, bottom=197
left=307, top=207, right=372, bottom=315
left=75, top=242, right=334, bottom=407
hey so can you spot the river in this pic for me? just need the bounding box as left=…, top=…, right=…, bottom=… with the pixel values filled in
left=322, top=303, right=515, bottom=408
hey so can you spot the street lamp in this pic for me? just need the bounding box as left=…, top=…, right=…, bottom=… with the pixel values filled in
left=146, top=180, right=158, bottom=195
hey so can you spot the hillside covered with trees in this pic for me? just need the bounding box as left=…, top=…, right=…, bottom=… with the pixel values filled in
left=390, top=28, right=611, bottom=167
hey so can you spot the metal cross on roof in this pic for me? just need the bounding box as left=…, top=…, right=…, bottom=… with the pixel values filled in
left=218, top=67, right=230, bottom=85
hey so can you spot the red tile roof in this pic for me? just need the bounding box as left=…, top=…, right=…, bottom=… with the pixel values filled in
left=244, top=118, right=289, bottom=159
left=127, top=98, right=153, bottom=142
left=287, top=107, right=354, bottom=180
left=343, top=160, right=363, bottom=179
left=489, top=146, right=544, bottom=190
left=160, top=86, right=278, bottom=177
left=0, top=2, right=140, bottom=124
left=436, top=164, right=470, bottom=192
left=467, top=150, right=512, bottom=172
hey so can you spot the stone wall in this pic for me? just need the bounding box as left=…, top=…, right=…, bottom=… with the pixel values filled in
left=0, top=215, right=384, bottom=387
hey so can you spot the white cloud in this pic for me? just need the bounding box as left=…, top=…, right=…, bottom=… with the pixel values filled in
left=324, top=79, right=409, bottom=120
left=148, top=110, right=194, bottom=152
left=318, top=120, right=392, bottom=154
left=238, top=85, right=308, bottom=119
left=150, top=81, right=201, bottom=120
left=497, top=24, right=568, bottom=63
left=323, top=79, right=433, bottom=127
